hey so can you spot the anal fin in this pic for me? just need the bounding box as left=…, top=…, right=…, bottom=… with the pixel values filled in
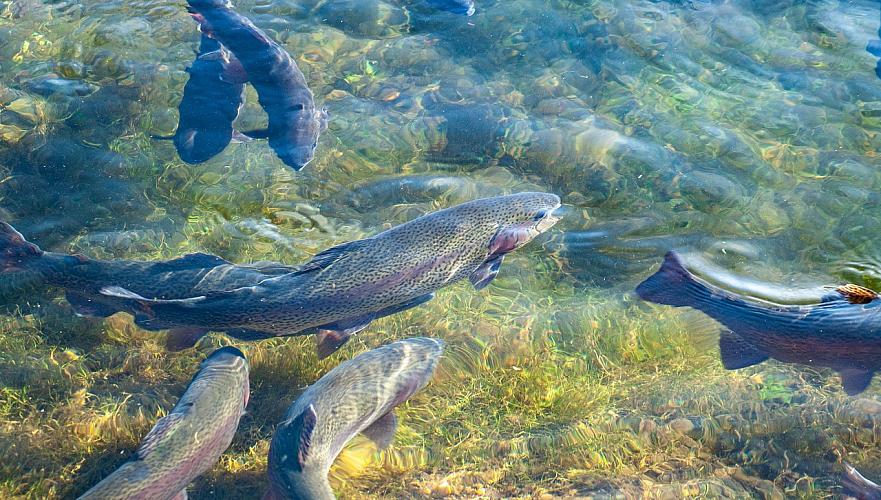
left=840, top=368, right=875, bottom=396
left=361, top=411, right=397, bottom=450
left=718, top=330, right=768, bottom=370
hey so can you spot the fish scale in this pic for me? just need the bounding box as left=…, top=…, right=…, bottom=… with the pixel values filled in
left=78, top=347, right=250, bottom=500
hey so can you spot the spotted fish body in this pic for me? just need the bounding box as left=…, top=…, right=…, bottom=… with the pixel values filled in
left=172, top=33, right=246, bottom=164
left=104, top=192, right=561, bottom=357
left=636, top=251, right=881, bottom=395
left=0, top=222, right=295, bottom=348
left=186, top=0, right=327, bottom=170
left=266, top=337, right=444, bottom=500
left=78, top=346, right=250, bottom=500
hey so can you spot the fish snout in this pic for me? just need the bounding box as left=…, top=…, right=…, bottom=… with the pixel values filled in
left=274, top=144, right=317, bottom=171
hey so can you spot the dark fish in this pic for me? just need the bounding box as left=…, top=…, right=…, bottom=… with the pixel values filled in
left=165, top=33, right=246, bottom=164
left=101, top=192, right=562, bottom=358
left=427, top=0, right=475, bottom=16
left=636, top=251, right=881, bottom=395
left=844, top=463, right=881, bottom=500
left=186, top=0, right=327, bottom=170
left=78, top=346, right=250, bottom=499
left=0, top=221, right=297, bottom=350
left=265, top=337, right=443, bottom=499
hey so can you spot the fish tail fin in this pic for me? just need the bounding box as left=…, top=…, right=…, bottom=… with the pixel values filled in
left=635, top=251, right=706, bottom=307
left=0, top=222, right=44, bottom=273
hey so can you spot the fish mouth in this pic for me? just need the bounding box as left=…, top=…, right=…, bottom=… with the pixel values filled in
left=535, top=202, right=562, bottom=233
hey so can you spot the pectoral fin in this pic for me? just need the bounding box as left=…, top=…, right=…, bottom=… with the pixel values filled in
left=165, top=328, right=209, bottom=351
left=240, top=128, right=271, bottom=139
left=840, top=368, right=875, bottom=395
left=718, top=330, right=768, bottom=370
left=271, top=404, right=317, bottom=472
left=361, top=411, right=397, bottom=450
left=469, top=255, right=504, bottom=291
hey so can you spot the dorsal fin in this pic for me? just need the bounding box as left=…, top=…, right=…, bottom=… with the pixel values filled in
left=836, top=284, right=880, bottom=305
left=150, top=253, right=230, bottom=272
left=291, top=239, right=370, bottom=276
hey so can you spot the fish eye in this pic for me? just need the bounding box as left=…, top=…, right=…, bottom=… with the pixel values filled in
left=533, top=210, right=547, bottom=221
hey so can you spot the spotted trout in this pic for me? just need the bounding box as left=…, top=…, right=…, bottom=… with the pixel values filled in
left=636, top=251, right=881, bottom=395
left=167, top=33, right=246, bottom=164
left=265, top=337, right=444, bottom=500
left=78, top=346, right=250, bottom=500
left=0, top=221, right=297, bottom=350
left=101, top=192, right=562, bottom=358
left=186, top=0, right=327, bottom=170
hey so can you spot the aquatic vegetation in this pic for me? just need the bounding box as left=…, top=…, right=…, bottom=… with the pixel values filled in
left=1, top=0, right=881, bottom=497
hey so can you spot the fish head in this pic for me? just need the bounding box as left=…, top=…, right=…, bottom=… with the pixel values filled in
left=273, top=104, right=326, bottom=170
left=458, top=192, right=561, bottom=259
left=203, top=346, right=251, bottom=407
left=384, top=337, right=445, bottom=407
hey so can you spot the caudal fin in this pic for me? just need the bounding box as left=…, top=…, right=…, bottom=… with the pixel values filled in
left=635, top=251, right=706, bottom=308
left=0, top=222, right=43, bottom=272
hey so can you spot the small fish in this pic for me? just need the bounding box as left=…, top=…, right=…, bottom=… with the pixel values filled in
left=636, top=251, right=881, bottom=395
left=427, top=0, right=475, bottom=16
left=0, top=221, right=297, bottom=350
left=101, top=192, right=562, bottom=358
left=186, top=0, right=327, bottom=170
left=159, top=33, right=246, bottom=164
left=78, top=346, right=250, bottom=500
left=265, top=337, right=444, bottom=500
left=843, top=463, right=881, bottom=500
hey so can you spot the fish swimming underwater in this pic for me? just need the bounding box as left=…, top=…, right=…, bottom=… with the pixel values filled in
left=0, top=221, right=297, bottom=350
left=165, top=33, right=246, bottom=164
left=265, top=337, right=444, bottom=500
left=427, top=0, right=475, bottom=16
left=843, top=463, right=881, bottom=500
left=101, top=192, right=562, bottom=358
left=636, top=251, right=881, bottom=395
left=78, top=346, right=250, bottom=500
left=186, top=0, right=327, bottom=170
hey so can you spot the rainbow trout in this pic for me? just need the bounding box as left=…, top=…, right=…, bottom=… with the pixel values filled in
left=186, top=0, right=327, bottom=170
left=636, top=251, right=881, bottom=395
left=265, top=337, right=444, bottom=500
left=78, top=346, right=250, bottom=500
left=0, top=221, right=297, bottom=350
left=166, top=33, right=246, bottom=164
left=102, top=192, right=561, bottom=358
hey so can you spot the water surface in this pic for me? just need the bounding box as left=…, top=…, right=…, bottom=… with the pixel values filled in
left=1, top=0, right=881, bottom=497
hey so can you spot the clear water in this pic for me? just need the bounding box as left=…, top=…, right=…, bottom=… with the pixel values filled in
left=1, top=0, right=881, bottom=497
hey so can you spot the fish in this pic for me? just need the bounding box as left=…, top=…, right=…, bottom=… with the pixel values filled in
left=0, top=221, right=298, bottom=350
left=185, top=0, right=327, bottom=170
left=427, top=0, right=475, bottom=16
left=843, top=463, right=881, bottom=500
left=78, top=346, right=250, bottom=500
left=101, top=192, right=562, bottom=358
left=265, top=337, right=444, bottom=500
left=636, top=251, right=881, bottom=395
left=160, top=33, right=246, bottom=164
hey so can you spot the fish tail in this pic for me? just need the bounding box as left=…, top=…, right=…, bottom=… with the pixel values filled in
left=0, top=222, right=44, bottom=273
left=635, top=251, right=707, bottom=308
